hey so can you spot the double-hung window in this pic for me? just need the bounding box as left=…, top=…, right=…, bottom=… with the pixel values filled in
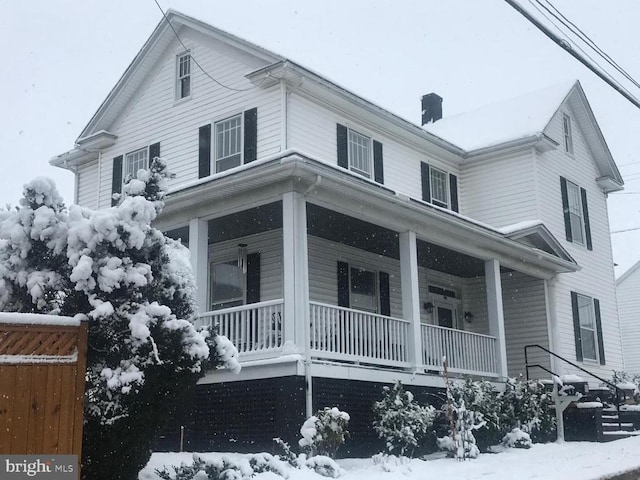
left=215, top=114, right=242, bottom=173
left=350, top=266, right=378, bottom=313
left=571, top=291, right=604, bottom=364
left=430, top=167, right=449, bottom=208
left=560, top=177, right=592, bottom=250
left=563, top=113, right=573, bottom=155
left=209, top=260, right=244, bottom=311
left=348, top=129, right=372, bottom=178
left=177, top=52, right=191, bottom=100
left=124, top=147, right=148, bottom=180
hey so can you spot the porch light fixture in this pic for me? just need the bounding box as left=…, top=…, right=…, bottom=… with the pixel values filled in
left=238, top=243, right=248, bottom=273
left=424, top=302, right=434, bottom=314
left=464, top=311, right=474, bottom=323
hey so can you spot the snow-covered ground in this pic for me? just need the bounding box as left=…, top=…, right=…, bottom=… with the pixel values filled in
left=140, top=436, right=640, bottom=480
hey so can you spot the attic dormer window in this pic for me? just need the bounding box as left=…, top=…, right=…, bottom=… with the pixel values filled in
left=177, top=52, right=191, bottom=100
left=563, top=113, right=573, bottom=155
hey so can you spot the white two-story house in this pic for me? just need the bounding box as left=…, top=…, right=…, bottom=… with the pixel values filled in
left=51, top=11, right=624, bottom=453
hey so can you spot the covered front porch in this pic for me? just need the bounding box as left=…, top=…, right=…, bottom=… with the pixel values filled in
left=159, top=155, right=577, bottom=383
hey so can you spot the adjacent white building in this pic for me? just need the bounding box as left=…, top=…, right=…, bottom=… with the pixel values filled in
left=50, top=10, right=625, bottom=452
left=616, top=262, right=640, bottom=375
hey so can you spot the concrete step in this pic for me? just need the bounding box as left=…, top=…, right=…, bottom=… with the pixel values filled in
left=602, top=430, right=640, bottom=442
left=602, top=422, right=635, bottom=432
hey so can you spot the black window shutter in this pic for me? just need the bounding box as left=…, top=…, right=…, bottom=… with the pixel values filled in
left=560, top=177, right=573, bottom=242
left=149, top=142, right=160, bottom=163
left=571, top=291, right=583, bottom=362
left=379, top=271, right=390, bottom=316
left=581, top=187, right=593, bottom=251
left=246, top=252, right=260, bottom=304
left=373, top=140, right=384, bottom=184
left=449, top=174, right=459, bottom=212
left=337, top=124, right=348, bottom=169
left=421, top=162, right=431, bottom=202
left=594, top=298, right=605, bottom=365
left=111, top=155, right=123, bottom=207
left=244, top=108, right=258, bottom=163
left=198, top=124, right=211, bottom=178
left=337, top=261, right=350, bottom=307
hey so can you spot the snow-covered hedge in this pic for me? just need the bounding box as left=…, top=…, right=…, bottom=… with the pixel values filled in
left=299, top=407, right=350, bottom=458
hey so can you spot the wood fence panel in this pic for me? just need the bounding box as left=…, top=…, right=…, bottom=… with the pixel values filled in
left=0, top=315, right=87, bottom=459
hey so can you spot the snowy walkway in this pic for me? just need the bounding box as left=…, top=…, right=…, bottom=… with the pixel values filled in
left=140, top=436, right=640, bottom=480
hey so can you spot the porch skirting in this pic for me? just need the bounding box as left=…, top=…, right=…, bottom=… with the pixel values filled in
left=155, top=376, right=445, bottom=456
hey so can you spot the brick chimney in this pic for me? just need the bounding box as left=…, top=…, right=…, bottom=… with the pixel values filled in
left=421, top=93, right=443, bottom=125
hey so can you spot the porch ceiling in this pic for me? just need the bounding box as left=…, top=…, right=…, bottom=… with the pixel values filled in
left=307, top=204, right=490, bottom=278
left=208, top=201, right=282, bottom=243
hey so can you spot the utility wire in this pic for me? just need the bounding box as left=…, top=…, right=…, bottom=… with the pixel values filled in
left=504, top=0, right=640, bottom=111
left=539, top=0, right=640, bottom=90
left=153, top=0, right=255, bottom=93
left=611, top=226, right=640, bottom=234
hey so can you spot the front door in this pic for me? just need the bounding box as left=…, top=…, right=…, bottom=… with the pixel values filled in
left=436, top=304, right=454, bottom=328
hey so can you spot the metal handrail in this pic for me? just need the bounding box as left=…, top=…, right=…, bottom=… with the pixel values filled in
left=524, top=343, right=623, bottom=428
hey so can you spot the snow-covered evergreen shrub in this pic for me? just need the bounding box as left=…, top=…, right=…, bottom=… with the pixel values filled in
left=446, top=377, right=501, bottom=452
left=502, top=427, right=532, bottom=449
left=372, top=381, right=436, bottom=457
left=155, top=453, right=288, bottom=480
left=609, top=370, right=640, bottom=403
left=437, top=395, right=483, bottom=460
left=273, top=438, right=344, bottom=477
left=499, top=376, right=555, bottom=443
left=299, top=407, right=350, bottom=458
left=0, top=160, right=239, bottom=480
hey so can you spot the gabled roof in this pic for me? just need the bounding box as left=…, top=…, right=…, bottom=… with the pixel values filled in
left=616, top=260, right=640, bottom=286
left=497, top=220, right=576, bottom=265
left=75, top=10, right=283, bottom=143
left=424, top=81, right=623, bottom=192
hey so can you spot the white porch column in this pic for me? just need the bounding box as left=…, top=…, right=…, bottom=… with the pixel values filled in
left=399, top=231, right=422, bottom=370
left=189, top=218, right=209, bottom=314
left=282, top=192, right=309, bottom=349
left=485, top=258, right=508, bottom=378
left=544, top=276, right=561, bottom=375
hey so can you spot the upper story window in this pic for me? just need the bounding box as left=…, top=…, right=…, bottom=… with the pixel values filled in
left=562, top=113, right=573, bottom=155
left=421, top=162, right=459, bottom=212
left=215, top=114, right=243, bottom=172
left=177, top=52, right=191, bottom=100
left=124, top=147, right=149, bottom=180
left=348, top=129, right=372, bottom=178
left=336, top=123, right=384, bottom=184
left=560, top=176, right=592, bottom=250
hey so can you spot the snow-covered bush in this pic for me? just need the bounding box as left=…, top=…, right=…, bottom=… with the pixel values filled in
left=299, top=407, right=350, bottom=458
left=609, top=370, right=640, bottom=403
left=499, top=376, right=555, bottom=443
left=445, top=377, right=501, bottom=452
left=502, top=427, right=532, bottom=449
left=437, top=396, right=483, bottom=460
left=273, top=438, right=344, bottom=478
left=0, top=160, right=238, bottom=480
left=372, top=381, right=436, bottom=457
left=155, top=453, right=289, bottom=480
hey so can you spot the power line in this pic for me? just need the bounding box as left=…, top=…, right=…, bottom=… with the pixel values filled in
left=611, top=226, right=640, bottom=234
left=504, top=0, right=640, bottom=111
left=152, top=0, right=255, bottom=93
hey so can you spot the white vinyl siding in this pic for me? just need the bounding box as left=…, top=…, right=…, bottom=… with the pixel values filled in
left=91, top=30, right=281, bottom=209
left=536, top=106, right=623, bottom=378
left=617, top=265, right=640, bottom=374
left=76, top=161, right=100, bottom=209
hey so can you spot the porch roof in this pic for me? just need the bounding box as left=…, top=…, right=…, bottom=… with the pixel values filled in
left=160, top=150, right=579, bottom=279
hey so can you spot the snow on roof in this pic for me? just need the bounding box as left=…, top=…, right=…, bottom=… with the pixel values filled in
left=0, top=311, right=81, bottom=326
left=497, top=220, right=545, bottom=235
left=424, top=81, right=575, bottom=152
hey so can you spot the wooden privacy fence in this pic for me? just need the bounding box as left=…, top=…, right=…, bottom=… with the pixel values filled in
left=0, top=313, right=88, bottom=459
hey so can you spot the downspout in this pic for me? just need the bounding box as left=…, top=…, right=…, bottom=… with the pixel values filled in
left=96, top=150, right=102, bottom=208
left=302, top=175, right=321, bottom=418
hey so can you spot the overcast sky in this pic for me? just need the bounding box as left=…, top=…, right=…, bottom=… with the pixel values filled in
left=2, top=0, right=640, bottom=276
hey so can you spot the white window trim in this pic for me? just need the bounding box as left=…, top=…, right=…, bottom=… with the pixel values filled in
left=347, top=128, right=372, bottom=179
left=176, top=51, right=192, bottom=102
left=566, top=180, right=586, bottom=247
left=208, top=258, right=246, bottom=311
left=429, top=166, right=450, bottom=209
left=562, top=113, right=574, bottom=156
left=123, top=146, right=149, bottom=183
left=213, top=112, right=244, bottom=174
left=575, top=292, right=599, bottom=363
left=348, top=264, right=379, bottom=314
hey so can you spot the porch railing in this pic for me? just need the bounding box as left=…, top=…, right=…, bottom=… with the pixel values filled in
left=197, top=299, right=284, bottom=355
left=309, top=301, right=411, bottom=367
left=421, top=323, right=497, bottom=376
